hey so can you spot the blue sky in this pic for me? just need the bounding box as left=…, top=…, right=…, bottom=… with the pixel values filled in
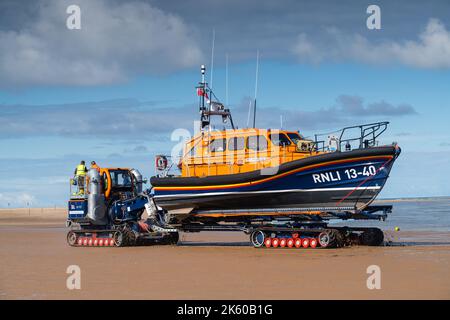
left=0, top=0, right=450, bottom=207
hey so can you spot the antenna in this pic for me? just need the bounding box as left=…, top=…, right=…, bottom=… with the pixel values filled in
left=210, top=28, right=215, bottom=89
left=201, top=64, right=205, bottom=84
left=246, top=99, right=252, bottom=128
left=252, top=50, right=259, bottom=128
left=225, top=53, right=229, bottom=106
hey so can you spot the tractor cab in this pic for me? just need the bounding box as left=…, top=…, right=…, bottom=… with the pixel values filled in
left=100, top=168, right=137, bottom=202
left=68, top=167, right=144, bottom=224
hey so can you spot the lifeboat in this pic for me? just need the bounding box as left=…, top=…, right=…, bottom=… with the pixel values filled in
left=150, top=65, right=401, bottom=222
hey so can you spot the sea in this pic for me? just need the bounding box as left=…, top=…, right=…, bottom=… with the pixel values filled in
left=331, top=197, right=450, bottom=232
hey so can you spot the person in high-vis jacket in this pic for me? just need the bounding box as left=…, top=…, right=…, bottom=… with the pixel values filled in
left=74, top=160, right=87, bottom=195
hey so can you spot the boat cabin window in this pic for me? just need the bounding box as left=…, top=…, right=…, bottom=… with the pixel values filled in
left=287, top=132, right=303, bottom=144
left=269, top=133, right=291, bottom=146
left=228, top=137, right=245, bottom=151
left=209, top=138, right=226, bottom=152
left=247, top=135, right=268, bottom=151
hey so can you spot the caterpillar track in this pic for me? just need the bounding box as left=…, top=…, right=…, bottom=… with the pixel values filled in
left=249, top=227, right=384, bottom=249
left=66, top=227, right=179, bottom=247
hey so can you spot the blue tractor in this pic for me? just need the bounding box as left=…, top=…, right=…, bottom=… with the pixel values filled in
left=66, top=167, right=178, bottom=247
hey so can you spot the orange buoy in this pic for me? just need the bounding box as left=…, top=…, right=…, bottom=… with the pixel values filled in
left=109, top=238, right=115, bottom=246
left=88, top=238, right=93, bottom=246
left=93, top=239, right=98, bottom=246
left=272, top=238, right=279, bottom=248
left=98, top=239, right=104, bottom=246
left=294, top=238, right=302, bottom=248
left=83, top=238, right=88, bottom=246
left=302, top=238, right=310, bottom=248
left=287, top=238, right=294, bottom=248
left=280, top=238, right=287, bottom=247
left=310, top=238, right=318, bottom=248
left=264, top=238, right=272, bottom=248
left=77, top=238, right=83, bottom=246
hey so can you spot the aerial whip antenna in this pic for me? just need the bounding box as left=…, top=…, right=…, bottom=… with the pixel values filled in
left=210, top=28, right=216, bottom=89
left=252, top=50, right=259, bottom=128
left=246, top=99, right=252, bottom=128
left=225, top=53, right=229, bottom=106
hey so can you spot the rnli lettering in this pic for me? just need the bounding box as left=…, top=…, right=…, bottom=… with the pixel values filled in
left=312, top=166, right=377, bottom=184
left=312, top=171, right=341, bottom=183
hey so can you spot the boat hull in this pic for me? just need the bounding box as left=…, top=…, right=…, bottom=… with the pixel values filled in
left=151, top=145, right=400, bottom=214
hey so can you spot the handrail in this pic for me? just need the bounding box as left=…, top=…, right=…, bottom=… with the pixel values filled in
left=314, top=121, right=389, bottom=152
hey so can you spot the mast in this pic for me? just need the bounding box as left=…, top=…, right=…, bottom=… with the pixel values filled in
left=225, top=53, right=229, bottom=106
left=197, top=65, right=235, bottom=132
left=210, top=29, right=215, bottom=90
left=199, top=64, right=209, bottom=130
left=253, top=50, right=259, bottom=128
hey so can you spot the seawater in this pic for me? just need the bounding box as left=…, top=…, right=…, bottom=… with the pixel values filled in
left=331, top=197, right=450, bottom=232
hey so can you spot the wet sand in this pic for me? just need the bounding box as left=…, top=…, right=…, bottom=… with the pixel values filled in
left=0, top=208, right=449, bottom=300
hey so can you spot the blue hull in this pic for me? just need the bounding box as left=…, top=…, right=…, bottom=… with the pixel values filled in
left=151, top=146, right=400, bottom=213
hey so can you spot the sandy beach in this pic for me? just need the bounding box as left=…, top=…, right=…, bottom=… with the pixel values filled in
left=0, top=208, right=449, bottom=300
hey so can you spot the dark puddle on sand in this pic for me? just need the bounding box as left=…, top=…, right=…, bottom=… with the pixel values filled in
left=386, top=241, right=450, bottom=247
left=178, top=241, right=250, bottom=247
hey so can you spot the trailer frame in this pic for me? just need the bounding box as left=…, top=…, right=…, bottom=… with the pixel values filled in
left=171, top=204, right=392, bottom=248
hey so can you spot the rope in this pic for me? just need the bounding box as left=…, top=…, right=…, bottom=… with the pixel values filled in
left=335, top=157, right=393, bottom=206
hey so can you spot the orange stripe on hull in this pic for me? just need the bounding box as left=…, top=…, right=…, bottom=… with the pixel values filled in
left=193, top=210, right=323, bottom=218
left=154, top=155, right=392, bottom=191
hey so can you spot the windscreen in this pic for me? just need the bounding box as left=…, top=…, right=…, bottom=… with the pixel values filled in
left=269, top=133, right=292, bottom=146
left=287, top=132, right=304, bottom=144
left=110, top=170, right=132, bottom=187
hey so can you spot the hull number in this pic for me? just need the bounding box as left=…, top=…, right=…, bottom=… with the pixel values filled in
left=312, top=166, right=377, bottom=184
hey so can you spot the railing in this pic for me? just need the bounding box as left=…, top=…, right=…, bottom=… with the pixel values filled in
left=70, top=176, right=88, bottom=199
left=314, top=121, right=389, bottom=152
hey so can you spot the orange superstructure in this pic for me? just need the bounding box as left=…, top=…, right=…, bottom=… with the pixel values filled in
left=181, top=128, right=320, bottom=177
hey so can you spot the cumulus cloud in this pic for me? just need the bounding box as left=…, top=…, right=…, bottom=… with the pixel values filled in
left=0, top=99, right=198, bottom=139
left=0, top=192, right=36, bottom=207
left=0, top=95, right=416, bottom=139
left=1, top=0, right=449, bottom=89
left=221, top=95, right=416, bottom=131
left=335, top=95, right=416, bottom=117
left=293, top=18, right=450, bottom=69
left=0, top=0, right=203, bottom=87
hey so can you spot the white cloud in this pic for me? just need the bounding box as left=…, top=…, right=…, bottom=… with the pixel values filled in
left=0, top=0, right=203, bottom=87
left=0, top=192, right=36, bottom=207
left=390, top=19, right=450, bottom=68
left=293, top=18, right=450, bottom=69
left=0, top=95, right=416, bottom=140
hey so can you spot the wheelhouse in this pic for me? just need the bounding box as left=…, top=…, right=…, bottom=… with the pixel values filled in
left=180, top=128, right=318, bottom=177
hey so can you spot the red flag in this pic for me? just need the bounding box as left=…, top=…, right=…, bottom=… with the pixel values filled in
left=197, top=88, right=209, bottom=99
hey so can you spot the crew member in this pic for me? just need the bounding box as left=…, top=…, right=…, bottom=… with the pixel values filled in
left=74, top=160, right=87, bottom=195
left=90, top=161, right=100, bottom=172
